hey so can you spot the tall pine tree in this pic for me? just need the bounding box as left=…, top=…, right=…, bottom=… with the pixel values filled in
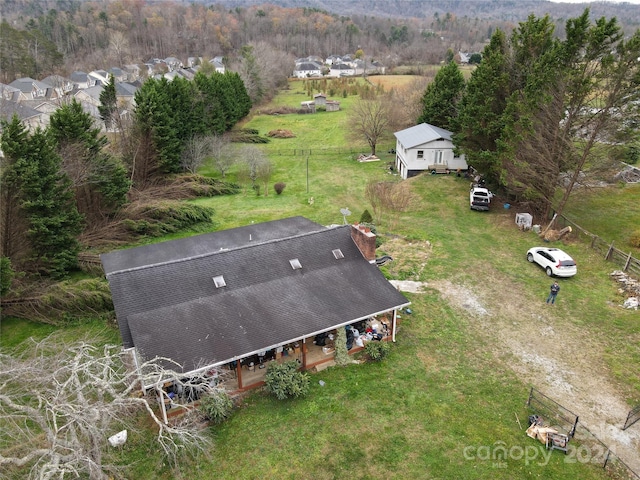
left=0, top=117, right=83, bottom=278
left=50, top=99, right=130, bottom=225
left=416, top=60, right=465, bottom=130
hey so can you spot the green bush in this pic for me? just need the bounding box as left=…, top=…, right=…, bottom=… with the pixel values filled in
left=630, top=231, right=640, bottom=249
left=624, top=144, right=639, bottom=165
left=365, top=341, right=391, bottom=361
left=274, top=182, right=286, bottom=195
left=199, top=389, right=234, bottom=424
left=264, top=361, right=310, bottom=400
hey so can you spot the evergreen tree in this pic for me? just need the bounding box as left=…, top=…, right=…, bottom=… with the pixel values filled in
left=49, top=99, right=130, bottom=224
left=417, top=60, right=465, bottom=130
left=454, top=10, right=640, bottom=217
left=0, top=117, right=30, bottom=264
left=134, top=77, right=183, bottom=175
left=1, top=118, right=83, bottom=278
left=98, top=74, right=118, bottom=131
left=194, top=72, right=228, bottom=135
left=453, top=30, right=510, bottom=180
left=226, top=72, right=252, bottom=123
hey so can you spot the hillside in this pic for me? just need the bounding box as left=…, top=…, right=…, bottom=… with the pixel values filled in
left=212, top=0, right=640, bottom=30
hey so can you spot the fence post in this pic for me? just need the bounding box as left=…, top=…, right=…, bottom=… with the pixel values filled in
left=606, top=242, right=615, bottom=260
left=603, top=449, right=610, bottom=469
left=591, top=236, right=598, bottom=249
left=624, top=252, right=632, bottom=272
left=569, top=416, right=578, bottom=439
left=527, top=387, right=534, bottom=406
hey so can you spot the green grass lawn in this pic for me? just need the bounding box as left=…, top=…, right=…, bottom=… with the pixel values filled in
left=2, top=81, right=638, bottom=480
left=563, top=182, right=640, bottom=252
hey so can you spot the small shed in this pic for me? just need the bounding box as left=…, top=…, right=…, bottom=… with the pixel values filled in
left=326, top=100, right=340, bottom=112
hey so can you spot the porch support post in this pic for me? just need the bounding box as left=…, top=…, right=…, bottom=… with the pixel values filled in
left=237, top=360, right=244, bottom=390
left=302, top=338, right=308, bottom=369
left=392, top=309, right=398, bottom=342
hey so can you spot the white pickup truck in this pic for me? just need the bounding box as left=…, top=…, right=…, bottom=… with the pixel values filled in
left=470, top=185, right=493, bottom=211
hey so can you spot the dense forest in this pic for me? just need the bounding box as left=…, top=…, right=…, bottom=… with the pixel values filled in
left=2, top=0, right=640, bottom=83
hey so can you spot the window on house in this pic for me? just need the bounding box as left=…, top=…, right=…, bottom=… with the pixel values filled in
left=332, top=249, right=344, bottom=259
left=212, top=275, right=226, bottom=288
left=417, top=150, right=424, bottom=159
left=290, top=258, right=302, bottom=270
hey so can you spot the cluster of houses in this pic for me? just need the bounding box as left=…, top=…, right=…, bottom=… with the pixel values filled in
left=0, top=56, right=226, bottom=132
left=293, top=54, right=386, bottom=78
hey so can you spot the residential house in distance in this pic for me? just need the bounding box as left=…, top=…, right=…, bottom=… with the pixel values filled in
left=108, top=67, right=127, bottom=82
left=101, top=217, right=409, bottom=403
left=41, top=75, right=74, bottom=97
left=210, top=56, right=226, bottom=74
left=74, top=85, right=104, bottom=123
left=123, top=64, right=143, bottom=82
left=8, top=77, right=58, bottom=101
left=70, top=71, right=90, bottom=90
left=0, top=84, right=22, bottom=102
left=88, top=70, right=110, bottom=87
left=0, top=98, right=47, bottom=130
left=293, top=61, right=323, bottom=78
left=329, top=62, right=355, bottom=77
left=394, top=122, right=468, bottom=178
left=164, top=56, right=183, bottom=72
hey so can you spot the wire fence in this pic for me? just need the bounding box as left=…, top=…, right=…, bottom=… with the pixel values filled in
left=553, top=213, right=640, bottom=278
left=527, top=387, right=639, bottom=479
left=265, top=144, right=397, bottom=158
left=623, top=404, right=640, bottom=431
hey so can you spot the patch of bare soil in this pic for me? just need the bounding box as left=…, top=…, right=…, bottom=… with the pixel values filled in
left=385, top=238, right=640, bottom=473
left=267, top=129, right=295, bottom=138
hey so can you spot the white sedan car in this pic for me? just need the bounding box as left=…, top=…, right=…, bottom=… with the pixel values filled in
left=526, top=247, right=577, bottom=277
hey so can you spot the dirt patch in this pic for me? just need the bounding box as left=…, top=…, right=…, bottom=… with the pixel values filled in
left=267, top=129, right=295, bottom=138
left=387, top=241, right=640, bottom=473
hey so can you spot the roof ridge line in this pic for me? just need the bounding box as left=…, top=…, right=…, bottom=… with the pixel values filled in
left=105, top=224, right=347, bottom=277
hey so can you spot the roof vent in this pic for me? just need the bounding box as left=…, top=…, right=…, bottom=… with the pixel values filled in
left=212, top=275, right=226, bottom=288
left=332, top=249, right=344, bottom=259
left=289, top=258, right=302, bottom=270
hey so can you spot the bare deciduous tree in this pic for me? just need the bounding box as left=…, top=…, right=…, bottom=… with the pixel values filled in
left=349, top=96, right=390, bottom=156
left=237, top=145, right=270, bottom=195
left=382, top=78, right=429, bottom=133
left=181, top=135, right=212, bottom=174
left=0, top=335, right=223, bottom=480
left=209, top=134, right=234, bottom=178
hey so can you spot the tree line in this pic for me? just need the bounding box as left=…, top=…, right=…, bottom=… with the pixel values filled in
left=416, top=9, right=640, bottom=219
left=0, top=70, right=251, bottom=289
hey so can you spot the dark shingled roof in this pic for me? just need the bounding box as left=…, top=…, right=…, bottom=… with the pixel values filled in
left=102, top=218, right=409, bottom=374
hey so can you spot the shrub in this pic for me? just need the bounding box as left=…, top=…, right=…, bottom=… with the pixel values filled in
left=623, top=144, right=639, bottom=165
left=360, top=209, right=373, bottom=223
left=264, top=361, right=310, bottom=400
left=199, top=389, right=234, bottom=425
left=365, top=341, right=391, bottom=361
left=630, top=231, right=640, bottom=249
left=274, top=182, right=286, bottom=195
left=334, top=327, right=350, bottom=366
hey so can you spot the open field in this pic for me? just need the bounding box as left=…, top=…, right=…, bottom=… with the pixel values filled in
left=2, top=82, right=639, bottom=479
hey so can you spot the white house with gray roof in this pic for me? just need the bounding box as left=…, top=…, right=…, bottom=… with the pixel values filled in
left=394, top=122, right=468, bottom=178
